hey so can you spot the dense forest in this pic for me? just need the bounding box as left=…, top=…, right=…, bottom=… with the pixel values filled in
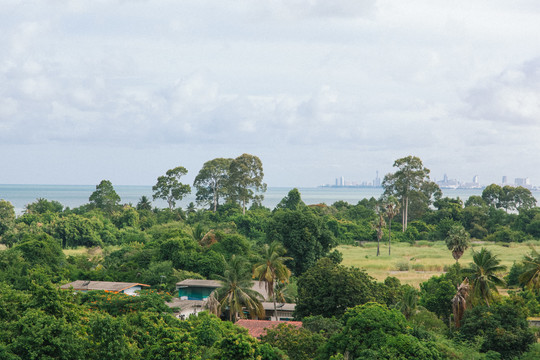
left=2, top=155, right=540, bottom=359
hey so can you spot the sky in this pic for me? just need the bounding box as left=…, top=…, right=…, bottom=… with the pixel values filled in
left=1, top=0, right=540, bottom=187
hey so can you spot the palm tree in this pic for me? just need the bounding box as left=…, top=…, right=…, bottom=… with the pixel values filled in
left=136, top=195, right=152, bottom=211
left=394, top=287, right=419, bottom=320
left=445, top=224, right=470, bottom=262
left=214, top=255, right=264, bottom=322
left=384, top=196, right=400, bottom=255
left=452, top=278, right=470, bottom=328
left=518, top=246, right=540, bottom=290
left=461, top=248, right=506, bottom=307
left=252, top=241, right=292, bottom=320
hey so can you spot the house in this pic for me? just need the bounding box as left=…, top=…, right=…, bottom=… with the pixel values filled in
left=60, top=280, right=150, bottom=296
left=262, top=302, right=295, bottom=321
left=235, top=319, right=302, bottom=339
left=175, top=279, right=268, bottom=300
left=166, top=298, right=207, bottom=320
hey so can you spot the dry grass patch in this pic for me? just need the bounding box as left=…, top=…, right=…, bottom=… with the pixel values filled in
left=338, top=241, right=534, bottom=288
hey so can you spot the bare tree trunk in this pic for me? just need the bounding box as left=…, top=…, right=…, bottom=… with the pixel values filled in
left=273, top=282, right=278, bottom=320
left=402, top=198, right=406, bottom=232
left=388, top=218, right=392, bottom=256
left=404, top=197, right=409, bottom=231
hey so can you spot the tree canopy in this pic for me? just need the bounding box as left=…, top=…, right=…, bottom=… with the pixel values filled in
left=153, top=166, right=191, bottom=210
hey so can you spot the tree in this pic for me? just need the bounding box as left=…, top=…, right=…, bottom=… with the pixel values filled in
left=512, top=186, right=537, bottom=211
left=382, top=156, right=439, bottom=231
left=89, top=180, right=121, bottom=212
left=393, top=287, right=419, bottom=320
left=419, top=275, right=456, bottom=321
left=518, top=246, right=540, bottom=290
left=214, top=255, right=264, bottom=322
left=153, top=166, right=191, bottom=210
left=193, top=158, right=233, bottom=212
left=266, top=208, right=336, bottom=275
left=461, top=248, right=506, bottom=307
left=374, top=207, right=385, bottom=257
left=294, top=258, right=378, bottom=319
left=136, top=196, right=152, bottom=211
left=320, top=303, right=442, bottom=360
left=445, top=224, right=470, bottom=262
left=275, top=188, right=305, bottom=211
left=452, top=278, right=470, bottom=328
left=482, top=184, right=503, bottom=209
left=227, top=154, right=266, bottom=215
left=260, top=323, right=325, bottom=360
left=459, top=302, right=535, bottom=359
left=383, top=196, right=400, bottom=255
left=25, top=198, right=63, bottom=214
left=252, top=242, right=292, bottom=320
left=0, top=200, right=15, bottom=240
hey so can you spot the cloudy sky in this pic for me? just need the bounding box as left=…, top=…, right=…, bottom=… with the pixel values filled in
left=1, top=0, right=540, bottom=187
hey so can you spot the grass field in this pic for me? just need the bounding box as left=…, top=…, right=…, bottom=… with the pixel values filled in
left=338, top=240, right=540, bottom=288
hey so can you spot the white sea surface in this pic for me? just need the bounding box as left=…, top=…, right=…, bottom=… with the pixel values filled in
left=1, top=184, right=537, bottom=215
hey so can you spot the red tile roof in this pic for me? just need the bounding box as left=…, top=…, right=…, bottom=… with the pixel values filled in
left=235, top=319, right=302, bottom=339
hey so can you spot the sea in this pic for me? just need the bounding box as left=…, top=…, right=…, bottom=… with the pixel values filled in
left=1, top=184, right=539, bottom=215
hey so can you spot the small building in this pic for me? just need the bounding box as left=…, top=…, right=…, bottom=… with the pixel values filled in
left=175, top=279, right=267, bottom=300
left=235, top=319, right=302, bottom=339
left=176, top=279, right=222, bottom=300
left=60, top=280, right=150, bottom=296
left=262, top=302, right=295, bottom=321
left=167, top=298, right=206, bottom=320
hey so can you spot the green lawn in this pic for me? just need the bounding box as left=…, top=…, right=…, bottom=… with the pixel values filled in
left=338, top=240, right=540, bottom=288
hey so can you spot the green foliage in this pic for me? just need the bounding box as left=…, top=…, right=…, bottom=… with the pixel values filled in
left=267, top=208, right=336, bottom=275
left=295, top=258, right=379, bottom=319
left=80, top=290, right=173, bottom=316
left=194, top=158, right=233, bottom=212
left=89, top=180, right=121, bottom=213
left=419, top=274, right=456, bottom=320
left=153, top=166, right=191, bottom=210
left=445, top=224, right=470, bottom=261
left=0, top=200, right=16, bottom=239
left=275, top=188, right=305, bottom=211
left=462, top=248, right=506, bottom=306
left=261, top=323, right=325, bottom=360
left=458, top=302, right=535, bottom=359
left=227, top=153, right=267, bottom=214
left=320, top=302, right=442, bottom=360
left=25, top=198, right=64, bottom=214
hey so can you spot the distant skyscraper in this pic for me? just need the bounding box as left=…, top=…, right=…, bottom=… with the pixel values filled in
left=473, top=175, right=479, bottom=184
left=515, top=178, right=531, bottom=187
left=373, top=171, right=381, bottom=187
left=340, top=176, right=345, bottom=186
left=502, top=176, right=507, bottom=184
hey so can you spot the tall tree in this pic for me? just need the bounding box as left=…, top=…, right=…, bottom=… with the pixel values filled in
left=384, top=196, right=400, bottom=255
left=374, top=207, right=385, bottom=257
left=445, top=224, right=470, bottom=262
left=0, top=200, right=15, bottom=241
left=152, top=166, right=191, bottom=210
left=214, top=255, right=264, bottom=322
left=193, top=158, right=233, bottom=212
left=461, top=248, right=506, bottom=307
left=252, top=241, right=292, bottom=320
left=481, top=184, right=503, bottom=208
left=89, top=180, right=121, bottom=212
left=136, top=195, right=152, bottom=211
left=275, top=188, right=305, bottom=211
left=382, top=156, right=439, bottom=231
left=227, top=154, right=266, bottom=215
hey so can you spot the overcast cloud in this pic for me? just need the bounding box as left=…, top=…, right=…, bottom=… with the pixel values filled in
left=1, top=0, right=540, bottom=187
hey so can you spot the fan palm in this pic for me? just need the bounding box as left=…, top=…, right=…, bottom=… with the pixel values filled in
left=252, top=241, right=292, bottom=320
left=461, top=248, right=506, bottom=307
left=445, top=224, right=470, bottom=262
left=214, top=255, right=264, bottom=322
left=518, top=246, right=540, bottom=290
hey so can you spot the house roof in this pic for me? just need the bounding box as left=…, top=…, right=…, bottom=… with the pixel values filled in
left=261, top=302, right=296, bottom=311
left=235, top=319, right=302, bottom=339
left=176, top=279, right=268, bottom=300
left=60, top=280, right=150, bottom=293
left=176, top=279, right=222, bottom=288
left=166, top=298, right=205, bottom=310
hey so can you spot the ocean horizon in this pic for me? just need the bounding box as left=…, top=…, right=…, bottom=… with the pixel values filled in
left=1, top=184, right=535, bottom=215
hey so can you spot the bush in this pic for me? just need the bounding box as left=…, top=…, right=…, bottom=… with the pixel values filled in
left=395, top=261, right=410, bottom=271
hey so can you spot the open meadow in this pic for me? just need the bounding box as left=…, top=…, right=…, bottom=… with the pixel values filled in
left=338, top=240, right=540, bottom=288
